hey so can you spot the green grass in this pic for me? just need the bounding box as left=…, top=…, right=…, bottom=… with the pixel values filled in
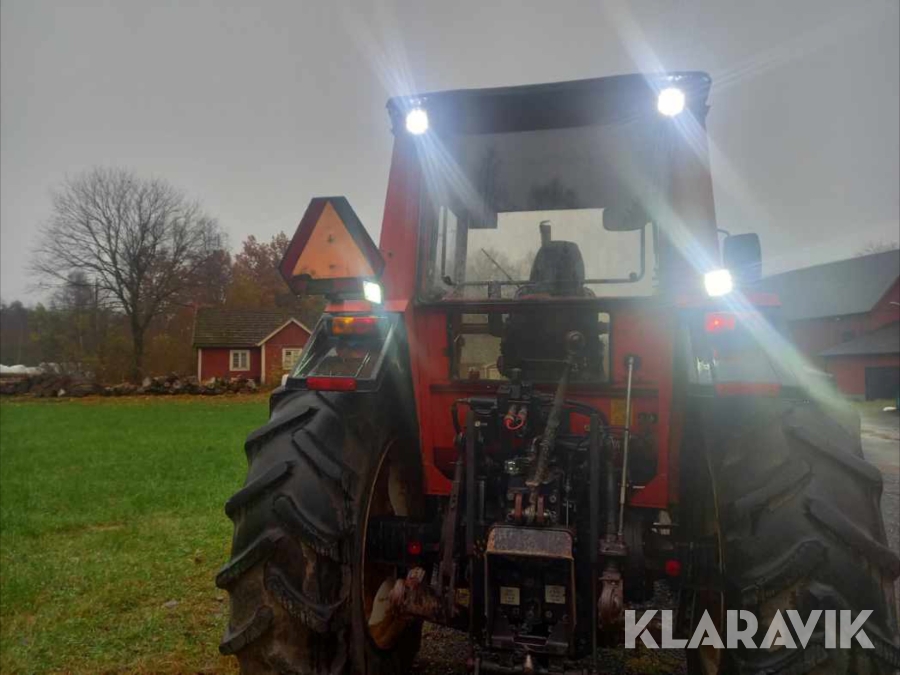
left=0, top=396, right=269, bottom=674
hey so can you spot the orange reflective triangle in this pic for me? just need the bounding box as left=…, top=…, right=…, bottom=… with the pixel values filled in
left=291, top=201, right=375, bottom=280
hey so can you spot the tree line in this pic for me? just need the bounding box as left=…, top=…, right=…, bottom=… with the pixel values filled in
left=1, top=168, right=320, bottom=382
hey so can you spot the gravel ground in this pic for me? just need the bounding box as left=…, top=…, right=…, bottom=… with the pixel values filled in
left=411, top=581, right=686, bottom=675
left=412, top=411, right=900, bottom=674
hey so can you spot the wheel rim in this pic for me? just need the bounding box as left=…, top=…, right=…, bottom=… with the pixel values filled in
left=361, top=441, right=415, bottom=650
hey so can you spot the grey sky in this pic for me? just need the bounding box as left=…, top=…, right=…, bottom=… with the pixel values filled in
left=2, top=0, right=898, bottom=303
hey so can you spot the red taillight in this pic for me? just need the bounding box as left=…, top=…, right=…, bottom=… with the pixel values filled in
left=307, top=377, right=358, bottom=392
left=665, top=559, right=682, bottom=577
left=704, top=312, right=736, bottom=333
left=330, top=316, right=383, bottom=336
left=715, top=382, right=781, bottom=397
left=407, top=540, right=423, bottom=556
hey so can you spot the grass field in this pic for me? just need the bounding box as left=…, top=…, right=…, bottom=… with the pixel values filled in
left=0, top=396, right=269, bottom=675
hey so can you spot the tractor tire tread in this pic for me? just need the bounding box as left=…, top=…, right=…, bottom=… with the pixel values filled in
left=739, top=635, right=829, bottom=675
left=225, top=461, right=295, bottom=519
left=216, top=531, right=284, bottom=589
left=805, top=497, right=900, bottom=578
left=220, top=388, right=421, bottom=675
left=728, top=458, right=811, bottom=524
left=784, top=415, right=883, bottom=487
left=272, top=493, right=343, bottom=561
left=687, top=397, right=898, bottom=675
left=292, top=429, right=358, bottom=495
left=739, top=539, right=827, bottom=608
left=244, top=404, right=318, bottom=456
left=264, top=565, right=346, bottom=633
left=219, top=605, right=274, bottom=655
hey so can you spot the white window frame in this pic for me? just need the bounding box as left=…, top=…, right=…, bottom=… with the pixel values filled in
left=282, top=347, right=303, bottom=371
left=230, top=349, right=250, bottom=371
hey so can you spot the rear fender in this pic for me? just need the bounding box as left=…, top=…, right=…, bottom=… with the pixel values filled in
left=270, top=313, right=416, bottom=426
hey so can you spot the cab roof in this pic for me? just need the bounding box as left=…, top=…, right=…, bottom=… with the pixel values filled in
left=387, top=71, right=712, bottom=134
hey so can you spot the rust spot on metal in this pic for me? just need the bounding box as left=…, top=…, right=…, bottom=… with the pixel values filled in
left=388, top=567, right=451, bottom=622
left=485, top=526, right=573, bottom=559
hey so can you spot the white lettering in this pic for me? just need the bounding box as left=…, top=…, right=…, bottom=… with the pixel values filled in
left=625, top=610, right=658, bottom=649
left=759, top=611, right=797, bottom=649
left=687, top=610, right=725, bottom=649
left=661, top=610, right=687, bottom=648
left=785, top=610, right=821, bottom=648
left=726, top=610, right=758, bottom=649
left=622, top=606, right=874, bottom=651
left=840, top=610, right=873, bottom=649
left=825, top=610, right=837, bottom=648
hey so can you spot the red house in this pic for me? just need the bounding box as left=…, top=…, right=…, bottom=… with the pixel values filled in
left=759, top=249, right=900, bottom=400
left=192, top=309, right=313, bottom=385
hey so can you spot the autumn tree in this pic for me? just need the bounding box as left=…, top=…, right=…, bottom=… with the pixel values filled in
left=226, top=233, right=322, bottom=324
left=31, top=167, right=226, bottom=381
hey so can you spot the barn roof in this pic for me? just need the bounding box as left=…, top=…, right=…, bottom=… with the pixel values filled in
left=758, top=250, right=899, bottom=321
left=192, top=309, right=312, bottom=348
left=819, top=321, right=900, bottom=357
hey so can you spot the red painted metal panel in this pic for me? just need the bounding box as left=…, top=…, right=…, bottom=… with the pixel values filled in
left=403, top=301, right=675, bottom=507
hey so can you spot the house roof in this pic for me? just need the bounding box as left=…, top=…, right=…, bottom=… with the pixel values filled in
left=757, top=249, right=899, bottom=321
left=819, top=321, right=900, bottom=357
left=192, top=309, right=311, bottom=348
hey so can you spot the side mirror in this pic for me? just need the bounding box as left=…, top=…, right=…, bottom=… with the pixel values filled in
left=279, top=196, right=385, bottom=297
left=723, top=233, right=762, bottom=283
left=603, top=198, right=650, bottom=231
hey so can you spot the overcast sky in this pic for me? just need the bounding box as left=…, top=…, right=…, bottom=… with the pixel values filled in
left=2, top=0, right=898, bottom=303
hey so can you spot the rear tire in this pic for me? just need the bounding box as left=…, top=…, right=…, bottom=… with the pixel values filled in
left=217, top=390, right=422, bottom=674
left=683, top=396, right=899, bottom=675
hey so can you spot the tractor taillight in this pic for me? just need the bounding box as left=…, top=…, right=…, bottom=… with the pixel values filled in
left=704, top=312, right=736, bottom=333
left=307, top=377, right=358, bottom=392
left=330, top=316, right=384, bottom=336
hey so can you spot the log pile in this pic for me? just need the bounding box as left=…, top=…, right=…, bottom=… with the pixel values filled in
left=0, top=373, right=260, bottom=398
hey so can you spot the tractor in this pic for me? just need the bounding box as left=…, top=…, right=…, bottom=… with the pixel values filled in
left=217, top=72, right=899, bottom=674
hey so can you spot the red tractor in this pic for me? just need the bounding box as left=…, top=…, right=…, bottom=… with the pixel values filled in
left=218, top=73, right=899, bottom=674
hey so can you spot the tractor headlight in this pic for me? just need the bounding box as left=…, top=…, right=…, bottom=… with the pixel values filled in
left=657, top=87, right=686, bottom=117
left=704, top=269, right=734, bottom=297
left=405, top=107, right=429, bottom=135
left=363, top=280, right=383, bottom=304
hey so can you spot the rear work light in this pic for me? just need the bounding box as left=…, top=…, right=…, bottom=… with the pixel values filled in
left=307, top=377, right=358, bottom=392
left=704, top=312, right=737, bottom=333
left=330, top=316, right=384, bottom=336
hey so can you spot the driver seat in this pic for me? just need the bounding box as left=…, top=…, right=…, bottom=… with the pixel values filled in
left=527, top=240, right=587, bottom=297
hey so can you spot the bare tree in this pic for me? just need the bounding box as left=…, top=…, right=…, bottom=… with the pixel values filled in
left=32, top=168, right=225, bottom=381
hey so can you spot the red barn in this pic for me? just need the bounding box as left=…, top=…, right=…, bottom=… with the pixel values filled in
left=759, top=249, right=900, bottom=400
left=192, top=309, right=313, bottom=385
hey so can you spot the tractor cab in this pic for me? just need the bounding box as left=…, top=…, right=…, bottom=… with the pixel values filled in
left=217, top=71, right=896, bottom=675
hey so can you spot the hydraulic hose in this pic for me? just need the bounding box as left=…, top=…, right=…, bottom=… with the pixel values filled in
left=617, top=355, right=636, bottom=539
left=526, top=362, right=570, bottom=489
